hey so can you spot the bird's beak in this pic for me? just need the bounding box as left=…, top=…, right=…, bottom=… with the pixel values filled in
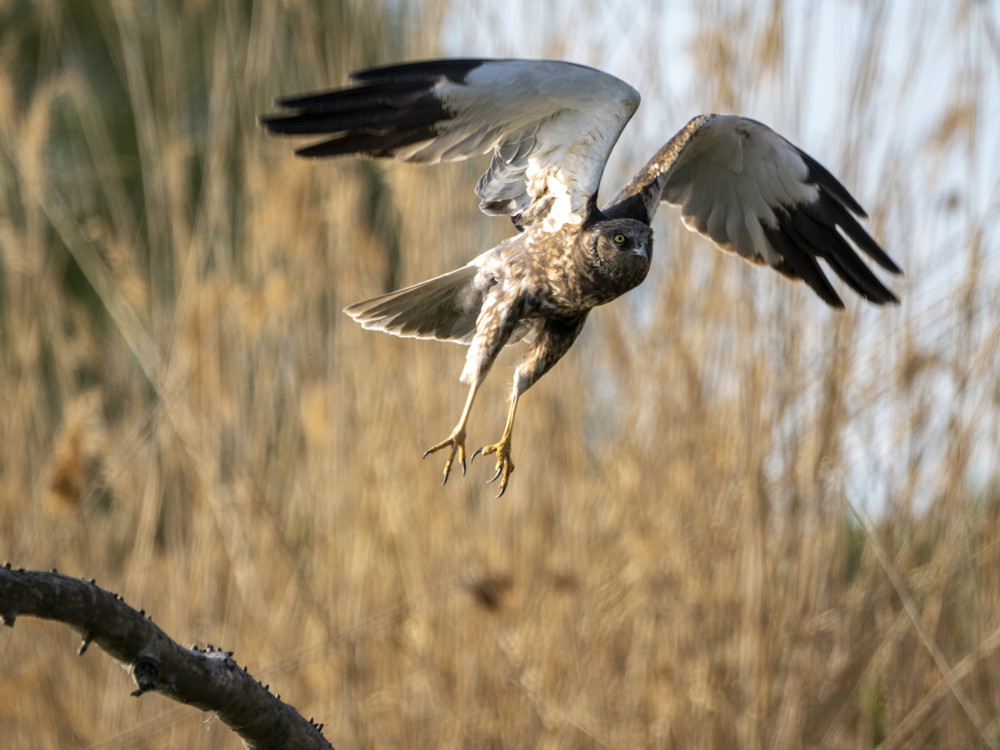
left=635, top=238, right=652, bottom=262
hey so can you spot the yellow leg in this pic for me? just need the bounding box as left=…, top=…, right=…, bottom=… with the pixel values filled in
left=472, top=392, right=518, bottom=497
left=423, top=381, right=480, bottom=485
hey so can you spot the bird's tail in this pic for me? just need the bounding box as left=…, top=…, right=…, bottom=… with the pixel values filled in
left=344, top=265, right=485, bottom=344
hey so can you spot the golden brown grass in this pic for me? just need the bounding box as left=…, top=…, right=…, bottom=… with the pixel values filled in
left=1, top=1, right=999, bottom=747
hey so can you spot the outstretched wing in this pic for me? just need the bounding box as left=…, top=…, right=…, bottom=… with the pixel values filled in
left=261, top=59, right=640, bottom=232
left=605, top=114, right=902, bottom=307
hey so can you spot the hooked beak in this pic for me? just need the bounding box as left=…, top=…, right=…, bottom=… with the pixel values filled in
left=635, top=237, right=652, bottom=262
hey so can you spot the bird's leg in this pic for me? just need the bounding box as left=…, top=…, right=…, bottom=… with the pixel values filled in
left=472, top=392, right=519, bottom=498
left=471, top=313, right=588, bottom=497
left=423, top=380, right=481, bottom=485
left=427, top=290, right=521, bottom=489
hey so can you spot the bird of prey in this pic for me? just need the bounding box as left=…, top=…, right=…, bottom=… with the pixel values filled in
left=261, top=58, right=901, bottom=496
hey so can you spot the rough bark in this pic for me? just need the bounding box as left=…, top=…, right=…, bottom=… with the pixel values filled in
left=0, top=565, right=334, bottom=750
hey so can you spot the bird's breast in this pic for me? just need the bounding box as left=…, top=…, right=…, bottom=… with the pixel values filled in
left=491, top=228, right=649, bottom=319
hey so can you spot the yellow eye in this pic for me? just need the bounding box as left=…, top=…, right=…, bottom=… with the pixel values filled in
left=613, top=233, right=626, bottom=244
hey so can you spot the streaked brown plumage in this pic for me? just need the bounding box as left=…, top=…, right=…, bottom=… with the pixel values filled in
left=344, top=217, right=651, bottom=493
left=261, top=58, right=901, bottom=495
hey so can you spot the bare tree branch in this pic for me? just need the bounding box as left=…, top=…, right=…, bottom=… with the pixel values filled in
left=0, top=565, right=335, bottom=750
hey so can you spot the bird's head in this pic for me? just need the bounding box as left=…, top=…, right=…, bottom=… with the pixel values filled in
left=587, top=218, right=653, bottom=296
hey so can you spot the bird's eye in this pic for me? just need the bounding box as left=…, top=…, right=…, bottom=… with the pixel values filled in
left=613, top=233, right=626, bottom=245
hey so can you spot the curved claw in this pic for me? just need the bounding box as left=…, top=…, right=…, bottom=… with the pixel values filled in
left=476, top=439, right=514, bottom=497
left=470, top=447, right=483, bottom=463
left=488, top=461, right=512, bottom=498
left=423, top=430, right=467, bottom=486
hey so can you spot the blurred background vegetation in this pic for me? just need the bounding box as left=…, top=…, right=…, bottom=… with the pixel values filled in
left=1, top=0, right=999, bottom=747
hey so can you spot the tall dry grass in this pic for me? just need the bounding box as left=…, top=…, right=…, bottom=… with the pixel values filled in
left=1, top=0, right=999, bottom=747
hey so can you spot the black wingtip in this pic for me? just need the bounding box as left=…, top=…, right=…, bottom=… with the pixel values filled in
left=867, top=287, right=900, bottom=306
left=767, top=224, right=846, bottom=308
left=797, top=147, right=868, bottom=218
left=348, top=58, right=488, bottom=84
left=260, top=78, right=454, bottom=160
left=258, top=113, right=281, bottom=132
left=768, top=196, right=902, bottom=307
left=828, top=294, right=847, bottom=310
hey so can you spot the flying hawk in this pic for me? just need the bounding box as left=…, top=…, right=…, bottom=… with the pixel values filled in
left=261, top=58, right=901, bottom=496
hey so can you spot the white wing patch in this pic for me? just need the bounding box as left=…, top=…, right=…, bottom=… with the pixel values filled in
left=405, top=60, right=639, bottom=230
left=662, top=115, right=819, bottom=264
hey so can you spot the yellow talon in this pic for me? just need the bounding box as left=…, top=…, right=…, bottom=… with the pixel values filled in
left=474, top=438, right=515, bottom=497
left=423, top=430, right=467, bottom=485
